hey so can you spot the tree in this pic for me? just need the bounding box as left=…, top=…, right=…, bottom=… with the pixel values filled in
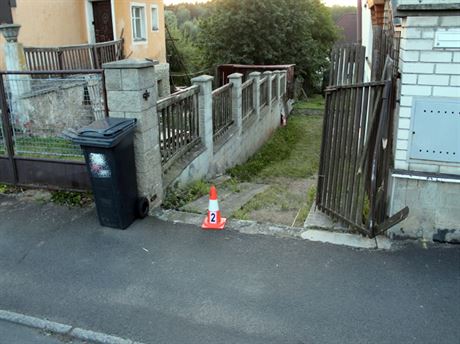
left=198, top=0, right=338, bottom=91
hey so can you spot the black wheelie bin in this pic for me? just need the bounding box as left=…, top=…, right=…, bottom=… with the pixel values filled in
left=72, top=117, right=149, bottom=229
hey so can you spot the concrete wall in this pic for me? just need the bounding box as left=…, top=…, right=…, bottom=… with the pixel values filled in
left=154, top=63, right=171, bottom=97
left=389, top=176, right=460, bottom=243
left=389, top=14, right=460, bottom=243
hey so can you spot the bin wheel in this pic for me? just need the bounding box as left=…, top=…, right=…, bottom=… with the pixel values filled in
left=137, top=197, right=149, bottom=219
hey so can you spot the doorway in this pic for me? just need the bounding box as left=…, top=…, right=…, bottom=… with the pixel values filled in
left=92, top=0, right=114, bottom=43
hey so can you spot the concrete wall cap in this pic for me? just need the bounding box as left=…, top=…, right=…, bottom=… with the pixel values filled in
left=191, top=75, right=214, bottom=83
left=263, top=71, right=273, bottom=75
left=103, top=59, right=159, bottom=69
left=228, top=73, right=243, bottom=79
left=248, top=71, right=261, bottom=77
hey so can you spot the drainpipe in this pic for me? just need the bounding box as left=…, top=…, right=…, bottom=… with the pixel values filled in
left=357, top=0, right=362, bottom=45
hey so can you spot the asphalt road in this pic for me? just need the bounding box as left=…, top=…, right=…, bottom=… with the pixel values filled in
left=0, top=194, right=459, bottom=344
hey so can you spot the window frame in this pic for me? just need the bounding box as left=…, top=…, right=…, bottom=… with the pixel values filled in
left=151, top=4, right=159, bottom=32
left=130, top=3, right=147, bottom=44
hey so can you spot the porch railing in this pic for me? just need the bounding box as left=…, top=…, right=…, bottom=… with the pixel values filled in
left=24, top=39, right=124, bottom=71
left=212, top=83, right=233, bottom=141
left=157, top=85, right=200, bottom=170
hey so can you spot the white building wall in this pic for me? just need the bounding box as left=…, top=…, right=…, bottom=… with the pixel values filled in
left=361, top=1, right=373, bottom=82
left=395, top=15, right=460, bottom=175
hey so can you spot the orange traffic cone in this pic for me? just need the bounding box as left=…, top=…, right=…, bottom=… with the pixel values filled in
left=202, top=185, right=226, bottom=230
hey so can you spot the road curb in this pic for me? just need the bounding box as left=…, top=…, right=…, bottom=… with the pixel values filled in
left=0, top=309, right=144, bottom=344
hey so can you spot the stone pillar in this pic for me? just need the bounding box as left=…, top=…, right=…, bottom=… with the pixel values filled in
left=0, top=24, right=30, bottom=127
left=191, top=75, right=214, bottom=167
left=103, top=59, right=163, bottom=206
left=274, top=70, right=282, bottom=100
left=263, top=71, right=273, bottom=116
left=248, top=72, right=261, bottom=120
left=228, top=73, right=243, bottom=136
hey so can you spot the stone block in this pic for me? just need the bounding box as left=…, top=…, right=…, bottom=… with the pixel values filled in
left=104, top=69, right=122, bottom=91
left=402, top=38, right=434, bottom=50
left=418, top=74, right=449, bottom=86
left=439, top=165, right=460, bottom=175
left=121, top=68, right=155, bottom=91
left=398, top=106, right=412, bottom=118
left=397, top=128, right=410, bottom=140
left=450, top=75, right=460, bottom=86
left=395, top=149, right=408, bottom=161
left=402, top=62, right=434, bottom=74
left=406, top=16, right=439, bottom=27
left=401, top=84, right=432, bottom=96
left=396, top=139, right=409, bottom=150
left=409, top=162, right=440, bottom=173
left=432, top=86, right=460, bottom=97
left=394, top=160, right=409, bottom=170
left=440, top=16, right=460, bottom=27
left=420, top=51, right=452, bottom=63
left=124, top=110, right=156, bottom=132
left=401, top=73, right=417, bottom=84
left=436, top=63, right=460, bottom=74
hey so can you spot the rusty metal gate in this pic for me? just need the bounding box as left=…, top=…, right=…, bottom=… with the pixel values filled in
left=0, top=69, right=107, bottom=190
left=316, top=44, right=408, bottom=238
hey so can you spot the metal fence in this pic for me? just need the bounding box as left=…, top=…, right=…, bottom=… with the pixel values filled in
left=271, top=76, right=277, bottom=101
left=259, top=77, right=268, bottom=107
left=1, top=71, right=106, bottom=161
left=24, top=39, right=123, bottom=71
left=157, top=85, right=200, bottom=170
left=242, top=79, right=254, bottom=121
left=212, top=83, right=233, bottom=141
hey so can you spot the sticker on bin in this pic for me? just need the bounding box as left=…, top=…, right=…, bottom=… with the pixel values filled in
left=89, top=153, right=111, bottom=178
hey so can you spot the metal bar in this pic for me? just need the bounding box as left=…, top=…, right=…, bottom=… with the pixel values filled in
left=0, top=75, right=18, bottom=184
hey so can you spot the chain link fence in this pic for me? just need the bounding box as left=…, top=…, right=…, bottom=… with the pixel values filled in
left=2, top=72, right=106, bottom=160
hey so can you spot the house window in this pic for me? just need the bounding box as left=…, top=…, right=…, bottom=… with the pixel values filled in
left=151, top=5, right=159, bottom=31
left=131, top=4, right=147, bottom=42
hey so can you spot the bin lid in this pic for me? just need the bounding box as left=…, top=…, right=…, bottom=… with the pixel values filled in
left=72, top=117, right=137, bottom=148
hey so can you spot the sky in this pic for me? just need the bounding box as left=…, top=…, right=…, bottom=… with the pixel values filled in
left=164, top=0, right=357, bottom=7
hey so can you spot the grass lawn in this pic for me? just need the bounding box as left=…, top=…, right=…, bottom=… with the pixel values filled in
left=293, top=94, right=325, bottom=110
left=229, top=112, right=323, bottom=227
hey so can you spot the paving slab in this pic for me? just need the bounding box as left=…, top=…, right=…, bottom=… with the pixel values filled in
left=303, top=202, right=348, bottom=232
left=180, top=182, right=269, bottom=215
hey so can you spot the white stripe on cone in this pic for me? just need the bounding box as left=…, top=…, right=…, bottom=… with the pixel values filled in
left=208, top=199, right=219, bottom=212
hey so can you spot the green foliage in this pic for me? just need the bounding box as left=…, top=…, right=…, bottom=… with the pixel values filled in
left=162, top=179, right=210, bottom=210
left=329, top=5, right=356, bottom=22
left=50, top=191, right=93, bottom=208
left=198, top=0, right=338, bottom=90
left=228, top=115, right=323, bottom=181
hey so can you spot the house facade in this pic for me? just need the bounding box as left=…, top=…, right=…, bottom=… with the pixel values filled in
left=362, top=0, right=460, bottom=242
left=0, top=0, right=169, bottom=95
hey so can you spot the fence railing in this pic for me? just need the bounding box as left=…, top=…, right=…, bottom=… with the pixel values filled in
left=280, top=75, right=286, bottom=96
left=157, top=85, right=200, bottom=170
left=0, top=119, right=5, bottom=156
left=24, top=39, right=124, bottom=71
left=259, top=77, right=268, bottom=107
left=212, top=83, right=233, bottom=141
left=271, top=76, right=277, bottom=101
left=242, top=79, right=254, bottom=121
left=1, top=70, right=107, bottom=161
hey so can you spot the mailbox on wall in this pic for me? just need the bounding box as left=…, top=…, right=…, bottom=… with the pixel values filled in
left=409, top=97, right=460, bottom=164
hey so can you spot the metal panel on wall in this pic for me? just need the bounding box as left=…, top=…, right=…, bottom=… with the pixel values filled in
left=410, top=97, right=460, bottom=163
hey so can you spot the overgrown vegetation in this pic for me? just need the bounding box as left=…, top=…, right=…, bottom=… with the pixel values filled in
left=162, top=179, right=211, bottom=210
left=165, top=1, right=352, bottom=91
left=50, top=191, right=93, bottom=208
left=294, top=94, right=326, bottom=110
left=229, top=111, right=323, bottom=226
left=228, top=114, right=323, bottom=181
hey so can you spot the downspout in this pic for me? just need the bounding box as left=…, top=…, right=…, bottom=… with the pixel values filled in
left=357, top=0, right=362, bottom=44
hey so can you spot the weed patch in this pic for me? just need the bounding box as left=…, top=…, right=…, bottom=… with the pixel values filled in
left=228, top=115, right=323, bottom=181
left=162, top=179, right=210, bottom=210
left=50, top=191, right=93, bottom=208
